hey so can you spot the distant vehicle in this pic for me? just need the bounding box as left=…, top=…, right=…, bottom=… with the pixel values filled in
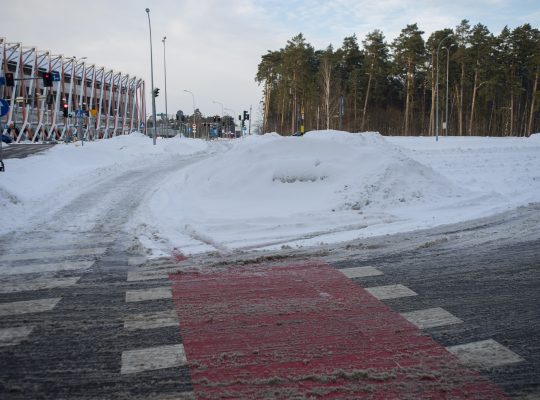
left=292, top=131, right=303, bottom=136
left=1, top=134, right=12, bottom=144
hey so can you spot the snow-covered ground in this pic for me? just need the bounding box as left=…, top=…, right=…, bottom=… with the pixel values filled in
left=1, top=131, right=539, bottom=257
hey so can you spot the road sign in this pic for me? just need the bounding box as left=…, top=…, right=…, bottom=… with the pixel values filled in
left=0, top=77, right=5, bottom=85
left=75, top=109, right=85, bottom=117
left=51, top=71, right=61, bottom=82
left=0, top=99, right=9, bottom=117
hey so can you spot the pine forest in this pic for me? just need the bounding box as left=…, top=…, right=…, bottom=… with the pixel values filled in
left=255, top=20, right=540, bottom=137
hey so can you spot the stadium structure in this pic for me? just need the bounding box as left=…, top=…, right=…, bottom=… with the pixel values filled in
left=1, top=38, right=146, bottom=142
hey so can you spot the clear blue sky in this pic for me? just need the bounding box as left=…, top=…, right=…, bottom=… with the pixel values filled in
left=2, top=0, right=538, bottom=124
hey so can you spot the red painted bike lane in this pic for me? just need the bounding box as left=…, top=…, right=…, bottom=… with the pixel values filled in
left=169, top=261, right=507, bottom=399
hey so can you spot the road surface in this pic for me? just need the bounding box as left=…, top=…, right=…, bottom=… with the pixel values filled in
left=0, top=149, right=538, bottom=399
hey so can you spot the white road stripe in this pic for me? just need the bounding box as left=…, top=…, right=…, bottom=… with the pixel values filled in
left=339, top=266, right=383, bottom=279
left=0, top=298, right=62, bottom=316
left=121, top=344, right=187, bottom=374
left=0, top=247, right=107, bottom=262
left=0, top=260, right=94, bottom=276
left=127, top=270, right=169, bottom=282
left=366, top=284, right=418, bottom=300
left=400, top=307, right=463, bottom=329
left=124, top=310, right=178, bottom=331
left=446, top=339, right=525, bottom=368
left=0, top=276, right=80, bottom=294
left=0, top=326, right=34, bottom=347
left=125, top=287, right=172, bottom=303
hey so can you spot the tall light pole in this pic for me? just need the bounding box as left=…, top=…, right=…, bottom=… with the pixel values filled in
left=145, top=8, right=157, bottom=145
left=436, top=34, right=452, bottom=142
left=162, top=36, right=168, bottom=129
left=442, top=44, right=455, bottom=136
left=183, top=89, right=195, bottom=138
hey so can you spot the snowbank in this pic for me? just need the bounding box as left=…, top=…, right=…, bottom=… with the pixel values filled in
left=0, top=133, right=207, bottom=234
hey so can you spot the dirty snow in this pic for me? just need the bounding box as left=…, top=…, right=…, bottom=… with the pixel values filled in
left=1, top=130, right=539, bottom=256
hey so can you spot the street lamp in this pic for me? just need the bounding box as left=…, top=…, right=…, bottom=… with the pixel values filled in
left=162, top=36, right=168, bottom=130
left=436, top=34, right=452, bottom=142
left=145, top=8, right=157, bottom=145
left=183, top=89, right=195, bottom=138
left=442, top=44, right=455, bottom=136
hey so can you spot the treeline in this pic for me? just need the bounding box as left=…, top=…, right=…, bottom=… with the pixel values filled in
left=256, top=20, right=540, bottom=136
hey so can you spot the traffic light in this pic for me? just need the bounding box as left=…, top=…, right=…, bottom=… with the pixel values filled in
left=42, top=72, right=53, bottom=87
left=5, top=72, right=14, bottom=86
left=153, top=88, right=160, bottom=97
left=243, top=110, right=249, bottom=120
left=63, top=103, right=69, bottom=117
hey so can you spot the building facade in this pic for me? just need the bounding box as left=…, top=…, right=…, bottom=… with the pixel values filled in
left=1, top=38, right=146, bottom=142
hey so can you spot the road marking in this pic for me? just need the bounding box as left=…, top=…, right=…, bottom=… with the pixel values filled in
left=138, top=393, right=195, bottom=400
left=365, top=284, right=418, bottom=300
left=339, top=266, right=383, bottom=278
left=447, top=339, right=525, bottom=368
left=0, top=276, right=80, bottom=294
left=400, top=307, right=463, bottom=329
left=0, top=247, right=107, bottom=262
left=124, top=310, right=178, bottom=331
left=0, top=260, right=94, bottom=276
left=0, top=297, right=62, bottom=316
left=125, top=286, right=172, bottom=303
left=120, top=344, right=187, bottom=374
left=127, top=270, right=168, bottom=282
left=0, top=326, right=34, bottom=347
left=170, top=261, right=507, bottom=399
left=128, top=256, right=147, bottom=266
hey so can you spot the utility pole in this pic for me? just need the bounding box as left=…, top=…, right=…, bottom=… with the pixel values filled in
left=248, top=105, right=252, bottom=135
left=162, top=36, right=168, bottom=132
left=145, top=8, right=157, bottom=145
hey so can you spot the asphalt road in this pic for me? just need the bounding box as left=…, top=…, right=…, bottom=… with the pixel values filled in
left=330, top=204, right=540, bottom=399
left=0, top=144, right=538, bottom=400
left=0, top=143, right=56, bottom=160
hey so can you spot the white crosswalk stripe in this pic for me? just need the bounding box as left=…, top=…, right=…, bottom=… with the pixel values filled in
left=0, top=276, right=80, bottom=294
left=0, top=326, right=34, bottom=347
left=124, top=310, right=178, bottom=331
left=125, top=287, right=172, bottom=303
left=446, top=339, right=525, bottom=368
left=366, top=284, right=418, bottom=300
left=120, top=344, right=187, bottom=374
left=0, top=297, right=62, bottom=316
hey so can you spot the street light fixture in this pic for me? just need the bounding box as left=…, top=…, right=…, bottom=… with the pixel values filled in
left=442, top=44, right=455, bottom=136
left=145, top=8, right=157, bottom=145
left=162, top=36, right=168, bottom=130
left=436, top=34, right=452, bottom=142
left=183, top=89, right=195, bottom=138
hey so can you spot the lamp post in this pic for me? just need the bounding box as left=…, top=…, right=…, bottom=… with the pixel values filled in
left=183, top=89, right=195, bottom=138
left=162, top=36, right=168, bottom=130
left=442, top=44, right=455, bottom=136
left=436, top=34, right=452, bottom=142
left=145, top=8, right=157, bottom=145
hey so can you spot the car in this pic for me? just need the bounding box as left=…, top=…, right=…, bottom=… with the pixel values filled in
left=1, top=134, right=12, bottom=144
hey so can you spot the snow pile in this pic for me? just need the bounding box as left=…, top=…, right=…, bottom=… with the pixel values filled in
left=0, top=133, right=207, bottom=233
left=138, top=131, right=477, bottom=252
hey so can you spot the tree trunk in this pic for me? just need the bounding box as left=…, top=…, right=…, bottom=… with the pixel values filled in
left=469, top=68, right=479, bottom=136
left=528, top=71, right=538, bottom=136
left=361, top=72, right=372, bottom=131
left=429, top=54, right=435, bottom=136
left=459, top=63, right=465, bottom=136
left=404, top=57, right=413, bottom=135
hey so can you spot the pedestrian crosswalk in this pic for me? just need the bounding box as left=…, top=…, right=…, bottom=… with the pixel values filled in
left=338, top=264, right=526, bottom=371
